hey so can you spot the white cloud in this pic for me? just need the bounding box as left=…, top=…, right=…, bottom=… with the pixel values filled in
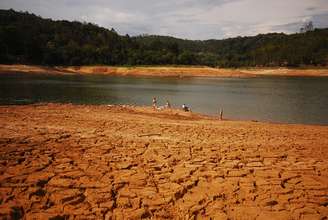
left=1, top=0, right=328, bottom=39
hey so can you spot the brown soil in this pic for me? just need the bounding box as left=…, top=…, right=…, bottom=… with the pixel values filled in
left=1, top=64, right=328, bottom=77
left=0, top=104, right=328, bottom=219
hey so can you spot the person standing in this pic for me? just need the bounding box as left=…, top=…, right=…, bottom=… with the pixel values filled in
left=152, top=97, right=157, bottom=109
left=219, top=108, right=223, bottom=120
left=165, top=100, right=171, bottom=108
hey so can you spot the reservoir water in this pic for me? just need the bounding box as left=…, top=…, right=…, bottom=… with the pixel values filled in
left=0, top=73, right=328, bottom=125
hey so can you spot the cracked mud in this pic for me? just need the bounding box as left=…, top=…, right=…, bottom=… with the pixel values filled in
left=0, top=104, right=327, bottom=219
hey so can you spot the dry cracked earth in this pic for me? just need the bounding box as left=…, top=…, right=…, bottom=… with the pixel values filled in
left=0, top=104, right=328, bottom=219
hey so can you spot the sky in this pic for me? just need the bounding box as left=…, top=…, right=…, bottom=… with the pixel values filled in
left=1, top=0, right=328, bottom=40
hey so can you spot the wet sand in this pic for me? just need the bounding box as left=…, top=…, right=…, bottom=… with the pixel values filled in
left=1, top=64, right=328, bottom=77
left=0, top=104, right=328, bottom=219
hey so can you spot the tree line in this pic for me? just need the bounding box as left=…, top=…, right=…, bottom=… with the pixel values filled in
left=1, top=9, right=328, bottom=67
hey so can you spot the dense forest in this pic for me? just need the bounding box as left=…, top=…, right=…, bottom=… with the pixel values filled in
left=1, top=9, right=328, bottom=67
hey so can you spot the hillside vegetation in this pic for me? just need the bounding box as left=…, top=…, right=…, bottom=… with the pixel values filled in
left=1, top=9, right=328, bottom=67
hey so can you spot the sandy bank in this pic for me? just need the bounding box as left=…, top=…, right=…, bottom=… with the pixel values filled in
left=0, top=103, right=327, bottom=219
left=1, top=64, right=328, bottom=77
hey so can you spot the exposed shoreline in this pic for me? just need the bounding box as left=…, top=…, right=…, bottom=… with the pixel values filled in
left=0, top=103, right=328, bottom=219
left=1, top=64, right=328, bottom=77
left=0, top=102, right=327, bottom=126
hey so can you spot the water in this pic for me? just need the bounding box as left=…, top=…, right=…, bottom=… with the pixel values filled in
left=0, top=73, right=328, bottom=125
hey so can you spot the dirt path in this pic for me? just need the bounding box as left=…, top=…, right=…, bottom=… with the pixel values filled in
left=0, top=104, right=327, bottom=219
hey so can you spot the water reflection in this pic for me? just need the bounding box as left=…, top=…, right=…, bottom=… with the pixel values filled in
left=0, top=73, right=327, bottom=125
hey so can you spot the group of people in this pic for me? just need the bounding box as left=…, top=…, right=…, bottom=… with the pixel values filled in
left=152, top=97, right=223, bottom=120
left=152, top=97, right=172, bottom=110
left=152, top=97, right=190, bottom=112
left=151, top=97, right=191, bottom=112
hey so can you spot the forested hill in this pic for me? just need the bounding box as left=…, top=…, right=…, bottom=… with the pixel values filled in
left=1, top=9, right=328, bottom=67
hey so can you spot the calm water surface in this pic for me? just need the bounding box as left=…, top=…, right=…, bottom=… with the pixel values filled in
left=1, top=73, right=328, bottom=125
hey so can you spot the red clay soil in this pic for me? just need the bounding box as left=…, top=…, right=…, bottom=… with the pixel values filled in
left=1, top=64, right=328, bottom=77
left=0, top=104, right=327, bottom=219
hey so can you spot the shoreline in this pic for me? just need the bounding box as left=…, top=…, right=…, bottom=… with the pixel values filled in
left=0, top=103, right=327, bottom=219
left=1, top=64, right=328, bottom=77
left=1, top=102, right=327, bottom=126
left=0, top=102, right=326, bottom=127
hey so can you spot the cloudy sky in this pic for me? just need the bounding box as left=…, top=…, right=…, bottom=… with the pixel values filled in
left=1, top=0, right=328, bottom=40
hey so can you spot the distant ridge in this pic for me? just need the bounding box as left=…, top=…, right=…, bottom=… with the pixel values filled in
left=1, top=9, right=328, bottom=67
